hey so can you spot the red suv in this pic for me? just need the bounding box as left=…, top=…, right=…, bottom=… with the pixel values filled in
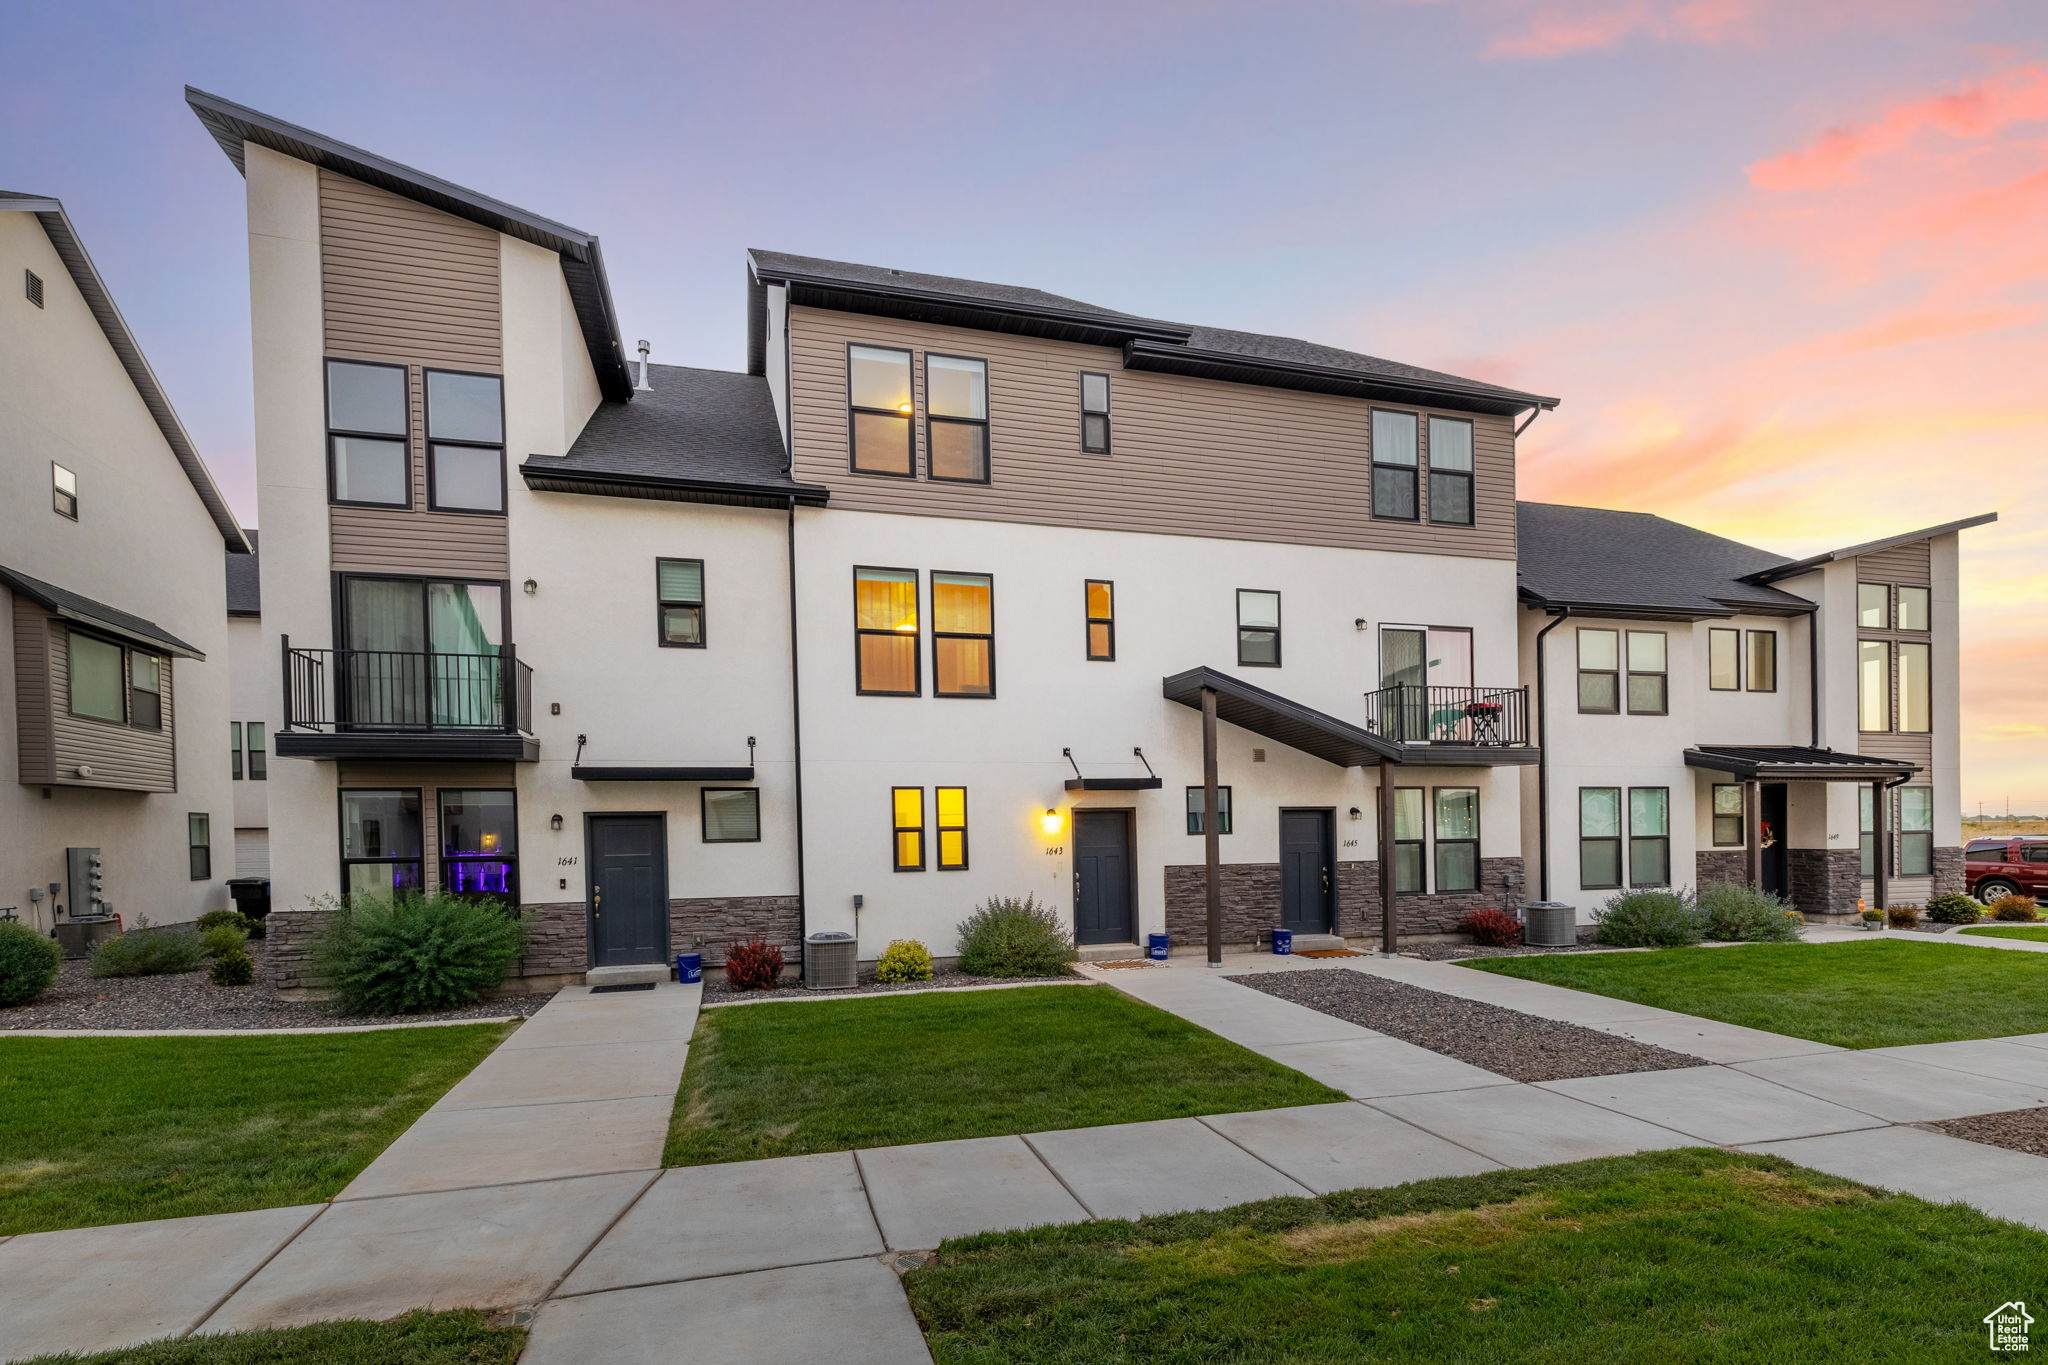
left=1965, top=836, right=2048, bottom=903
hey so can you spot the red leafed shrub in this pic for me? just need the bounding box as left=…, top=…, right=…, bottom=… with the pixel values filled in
left=1457, top=909, right=1523, bottom=948
left=723, top=939, right=785, bottom=991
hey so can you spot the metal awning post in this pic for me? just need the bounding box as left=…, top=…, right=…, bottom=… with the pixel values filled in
left=1872, top=777, right=1891, bottom=911
left=1745, top=778, right=1763, bottom=889
left=1201, top=686, right=1223, bottom=968
left=1378, top=760, right=1400, bottom=955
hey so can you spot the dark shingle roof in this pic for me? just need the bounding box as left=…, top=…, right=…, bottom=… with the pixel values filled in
left=748, top=250, right=1176, bottom=330
left=0, top=565, right=205, bottom=658
left=1685, top=746, right=1920, bottom=779
left=1743, top=512, right=1998, bottom=584
left=225, top=530, right=260, bottom=616
left=521, top=364, right=826, bottom=508
left=1516, top=503, right=1814, bottom=618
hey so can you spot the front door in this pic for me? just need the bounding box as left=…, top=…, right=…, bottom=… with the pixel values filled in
left=1760, top=784, right=1790, bottom=899
left=587, top=814, right=667, bottom=966
left=1280, top=808, right=1335, bottom=934
left=1073, top=810, right=1134, bottom=945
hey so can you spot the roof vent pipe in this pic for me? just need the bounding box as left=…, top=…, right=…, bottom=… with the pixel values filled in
left=635, top=339, right=652, bottom=391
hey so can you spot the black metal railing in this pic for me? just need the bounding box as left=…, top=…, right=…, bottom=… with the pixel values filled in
left=282, top=636, right=533, bottom=735
left=1363, top=684, right=1529, bottom=747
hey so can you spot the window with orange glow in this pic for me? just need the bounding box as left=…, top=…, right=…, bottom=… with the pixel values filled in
left=932, top=572, right=994, bottom=697
left=848, top=345, right=914, bottom=476
left=855, top=567, right=920, bottom=695
left=936, top=787, right=968, bottom=869
left=892, top=786, right=925, bottom=871
left=1086, top=580, right=1114, bottom=661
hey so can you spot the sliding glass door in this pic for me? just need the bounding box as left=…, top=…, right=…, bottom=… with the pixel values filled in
left=341, top=577, right=505, bottom=729
left=1377, top=626, right=1474, bottom=740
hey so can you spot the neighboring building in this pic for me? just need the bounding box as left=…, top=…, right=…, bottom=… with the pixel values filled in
left=225, top=531, right=270, bottom=877
left=1, top=191, right=248, bottom=933
left=188, top=86, right=1988, bottom=985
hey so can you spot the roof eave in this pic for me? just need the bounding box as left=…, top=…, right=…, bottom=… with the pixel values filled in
left=519, top=460, right=830, bottom=509
left=1125, top=339, right=1558, bottom=417
left=1741, top=512, right=2000, bottom=584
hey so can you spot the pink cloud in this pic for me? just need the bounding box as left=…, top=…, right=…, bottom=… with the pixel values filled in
left=1482, top=0, right=1759, bottom=60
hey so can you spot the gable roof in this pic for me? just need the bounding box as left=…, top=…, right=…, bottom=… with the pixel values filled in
left=185, top=87, right=633, bottom=403
left=1741, top=512, right=1998, bottom=585
left=0, top=193, right=248, bottom=552
left=1516, top=503, right=1815, bottom=619
left=0, top=565, right=205, bottom=658
left=225, top=530, right=260, bottom=616
left=748, top=250, right=1557, bottom=418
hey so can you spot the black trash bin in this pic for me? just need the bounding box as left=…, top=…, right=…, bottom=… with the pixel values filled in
left=226, top=877, right=272, bottom=939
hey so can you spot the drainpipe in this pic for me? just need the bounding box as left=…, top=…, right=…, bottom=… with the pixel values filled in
left=1532, top=607, right=1570, bottom=901
left=786, top=496, right=809, bottom=971
left=1807, top=610, right=1822, bottom=748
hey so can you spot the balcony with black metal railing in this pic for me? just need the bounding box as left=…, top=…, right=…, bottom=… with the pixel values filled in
left=1362, top=683, right=1531, bottom=752
left=275, top=635, right=538, bottom=761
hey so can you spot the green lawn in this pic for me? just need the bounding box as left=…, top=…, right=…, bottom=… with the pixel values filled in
left=666, top=984, right=1341, bottom=1165
left=1461, top=939, right=2048, bottom=1048
left=906, top=1148, right=2044, bottom=1363
left=16, top=1309, right=522, bottom=1365
left=1960, top=925, right=2048, bottom=941
left=0, top=1024, right=510, bottom=1235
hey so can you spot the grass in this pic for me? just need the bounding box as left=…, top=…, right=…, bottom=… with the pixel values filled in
left=0, top=1024, right=510, bottom=1235
left=15, top=1309, right=523, bottom=1364
left=1460, top=939, right=2048, bottom=1048
left=1960, top=925, right=2048, bottom=941
left=665, top=984, right=1341, bottom=1165
left=906, top=1147, right=2045, bottom=1363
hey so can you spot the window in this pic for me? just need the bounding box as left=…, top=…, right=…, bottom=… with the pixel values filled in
left=936, top=786, right=969, bottom=869
left=128, top=653, right=163, bottom=730
left=925, top=355, right=989, bottom=482
left=1897, top=642, right=1930, bottom=732
left=67, top=632, right=126, bottom=722
left=51, top=463, right=77, bottom=519
left=425, top=370, right=505, bottom=513
left=231, top=721, right=244, bottom=780
left=1427, top=417, right=1475, bottom=526
left=1237, top=590, right=1281, bottom=667
left=1858, top=641, right=1890, bottom=731
left=247, top=722, right=266, bottom=780
left=1185, top=785, right=1233, bottom=835
left=854, top=567, right=920, bottom=695
left=188, top=813, right=211, bottom=881
left=1857, top=583, right=1889, bottom=629
left=1579, top=788, right=1622, bottom=889
left=1897, top=585, right=1930, bottom=632
left=1745, top=631, right=1778, bottom=692
left=1371, top=410, right=1419, bottom=521
left=1393, top=787, right=1426, bottom=893
left=25, top=268, right=44, bottom=308
left=1707, top=628, right=1740, bottom=691
left=326, top=359, right=409, bottom=507
left=1576, top=628, right=1619, bottom=713
left=1085, top=580, right=1115, bottom=661
left=1629, top=787, right=1670, bottom=887
left=657, top=559, right=705, bottom=648
left=932, top=572, right=995, bottom=697
left=1625, top=631, right=1667, bottom=714
left=1080, top=372, right=1112, bottom=454
left=340, top=577, right=506, bottom=728
left=1859, top=786, right=1877, bottom=878
left=340, top=789, right=424, bottom=901
left=892, top=786, right=925, bottom=870
left=1433, top=788, right=1479, bottom=893
left=1899, top=788, right=1933, bottom=876
left=848, top=344, right=914, bottom=476
left=1711, top=785, right=1744, bottom=846
left=441, top=789, right=517, bottom=904
left=703, top=788, right=761, bottom=843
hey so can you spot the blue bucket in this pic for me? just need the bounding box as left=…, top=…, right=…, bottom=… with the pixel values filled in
left=676, top=952, right=703, bottom=984
left=1271, top=928, right=1293, bottom=956
left=1146, top=932, right=1170, bottom=961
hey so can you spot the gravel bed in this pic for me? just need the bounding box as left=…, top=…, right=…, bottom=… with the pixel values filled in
left=1933, top=1108, right=2048, bottom=1157
left=702, top=965, right=1079, bottom=1004
left=1885, top=922, right=1954, bottom=935
left=1228, top=967, right=1708, bottom=1082
left=1403, top=929, right=1613, bottom=962
left=0, top=943, right=552, bottom=1031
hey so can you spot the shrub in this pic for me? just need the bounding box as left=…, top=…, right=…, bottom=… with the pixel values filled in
left=1925, top=893, right=1983, bottom=926
left=208, top=947, right=256, bottom=987
left=90, top=924, right=204, bottom=978
left=1697, top=882, right=1804, bottom=942
left=955, top=895, right=1078, bottom=978
left=1456, top=909, right=1523, bottom=948
left=0, top=921, right=62, bottom=1007
left=724, top=939, right=785, bottom=990
left=1990, top=894, right=2041, bottom=922
left=195, top=908, right=254, bottom=935
left=874, top=938, right=934, bottom=983
left=200, top=923, right=249, bottom=959
left=1592, top=890, right=1704, bottom=948
left=1861, top=907, right=1885, bottom=923
left=310, top=893, right=527, bottom=1015
left=1887, top=903, right=1921, bottom=928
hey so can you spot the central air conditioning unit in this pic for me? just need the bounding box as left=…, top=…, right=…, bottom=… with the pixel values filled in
left=805, top=931, right=858, bottom=990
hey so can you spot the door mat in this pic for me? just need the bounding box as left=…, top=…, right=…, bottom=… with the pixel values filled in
left=590, top=982, right=658, bottom=993
left=1091, top=960, right=1158, bottom=969
left=1293, top=948, right=1367, bottom=958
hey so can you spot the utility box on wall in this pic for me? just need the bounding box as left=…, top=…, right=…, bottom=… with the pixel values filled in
left=65, top=847, right=107, bottom=919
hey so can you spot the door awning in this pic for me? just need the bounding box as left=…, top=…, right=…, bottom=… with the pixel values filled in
left=1684, top=746, right=1920, bottom=781
left=1162, top=668, right=1402, bottom=768
left=572, top=766, right=753, bottom=782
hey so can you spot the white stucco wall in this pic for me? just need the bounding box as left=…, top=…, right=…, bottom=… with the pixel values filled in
left=227, top=614, right=271, bottom=835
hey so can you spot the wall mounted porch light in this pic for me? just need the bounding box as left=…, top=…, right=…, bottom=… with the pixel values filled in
left=523, top=578, right=538, bottom=595
left=549, top=813, right=564, bottom=832
left=1040, top=808, right=1064, bottom=836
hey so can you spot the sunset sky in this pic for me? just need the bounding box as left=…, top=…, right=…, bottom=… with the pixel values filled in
left=8, top=0, right=2043, bottom=809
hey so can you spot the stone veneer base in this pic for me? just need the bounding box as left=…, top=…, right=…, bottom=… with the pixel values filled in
left=1163, top=858, right=1526, bottom=946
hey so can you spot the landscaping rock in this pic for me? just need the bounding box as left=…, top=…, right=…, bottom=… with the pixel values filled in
left=1933, top=1107, right=2048, bottom=1158
left=702, top=964, right=1077, bottom=1004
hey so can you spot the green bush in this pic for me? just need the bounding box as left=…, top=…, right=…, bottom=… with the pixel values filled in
left=955, top=895, right=1077, bottom=978
left=90, top=924, right=204, bottom=978
left=0, top=921, right=61, bottom=1006
left=1592, top=890, right=1705, bottom=948
left=195, top=908, right=254, bottom=935
left=1697, top=882, right=1804, bottom=942
left=1925, top=893, right=1983, bottom=926
left=310, top=893, right=527, bottom=1015
left=200, top=923, right=249, bottom=959
left=208, top=946, right=256, bottom=987
left=1990, top=894, right=2040, bottom=922
left=874, top=938, right=934, bottom=983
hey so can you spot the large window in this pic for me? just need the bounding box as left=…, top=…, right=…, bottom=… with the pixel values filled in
left=340, top=576, right=505, bottom=728
left=932, top=572, right=995, bottom=697
left=1746, top=631, right=1778, bottom=692
left=1393, top=787, right=1426, bottom=893
left=1433, top=788, right=1479, bottom=892
left=326, top=359, right=409, bottom=507
left=1858, top=641, right=1890, bottom=732
left=703, top=788, right=761, bottom=843
left=1579, top=788, right=1622, bottom=890
left=188, top=813, right=211, bottom=881
left=52, top=462, right=77, bottom=520
left=67, top=631, right=161, bottom=730
left=1857, top=583, right=1889, bottom=628
left=247, top=721, right=266, bottom=780
left=1897, top=642, right=1930, bottom=732
left=1185, top=785, right=1233, bottom=835
left=1237, top=590, right=1281, bottom=667
left=657, top=559, right=705, bottom=648
left=1626, top=631, right=1667, bottom=714
left=425, top=370, right=505, bottom=513
left=1371, top=410, right=1419, bottom=521
left=848, top=344, right=915, bottom=476
left=1899, top=787, right=1933, bottom=876
left=341, top=789, right=424, bottom=901
left=1085, top=580, right=1115, bottom=661
left=925, top=355, right=989, bottom=482
left=1859, top=786, right=1877, bottom=877
left=1707, top=628, right=1740, bottom=691
left=1427, top=417, right=1474, bottom=526
left=1897, top=585, right=1930, bottom=632
left=936, top=787, right=969, bottom=869
left=855, top=567, right=920, bottom=695
left=1711, top=784, right=1744, bottom=846
left=1576, top=628, right=1619, bottom=713
left=1080, top=372, right=1112, bottom=454
left=892, top=786, right=925, bottom=871
left=1629, top=787, right=1671, bottom=887
left=440, top=789, right=517, bottom=904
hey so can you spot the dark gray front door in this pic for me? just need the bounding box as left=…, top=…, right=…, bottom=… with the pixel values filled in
left=1761, top=784, right=1790, bottom=899
left=588, top=814, right=667, bottom=966
left=1280, top=809, right=1335, bottom=934
left=1073, top=810, right=1133, bottom=946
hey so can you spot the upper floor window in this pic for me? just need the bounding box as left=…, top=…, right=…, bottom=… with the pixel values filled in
left=1707, top=627, right=1741, bottom=691
left=1897, top=641, right=1930, bottom=732
left=1625, top=631, right=1667, bottom=714
left=1857, top=582, right=1888, bottom=628
left=425, top=370, right=505, bottom=514
left=247, top=721, right=267, bottom=780
left=52, top=463, right=77, bottom=520
left=1085, top=580, right=1115, bottom=661
left=1857, top=640, right=1890, bottom=732
left=1237, top=590, right=1281, bottom=667
left=932, top=572, right=994, bottom=697
left=657, top=559, right=705, bottom=648
left=925, top=355, right=989, bottom=483
left=231, top=721, right=243, bottom=780
left=855, top=567, right=920, bottom=695
left=1427, top=417, right=1474, bottom=526
left=848, top=345, right=914, bottom=477
left=128, top=653, right=163, bottom=731
left=67, top=630, right=165, bottom=731
left=1745, top=631, right=1778, bottom=692
left=1080, top=373, right=1112, bottom=454
left=1576, top=628, right=1619, bottom=713
left=326, top=359, right=410, bottom=507
left=1897, top=585, right=1930, bottom=632
left=1370, top=410, right=1419, bottom=521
